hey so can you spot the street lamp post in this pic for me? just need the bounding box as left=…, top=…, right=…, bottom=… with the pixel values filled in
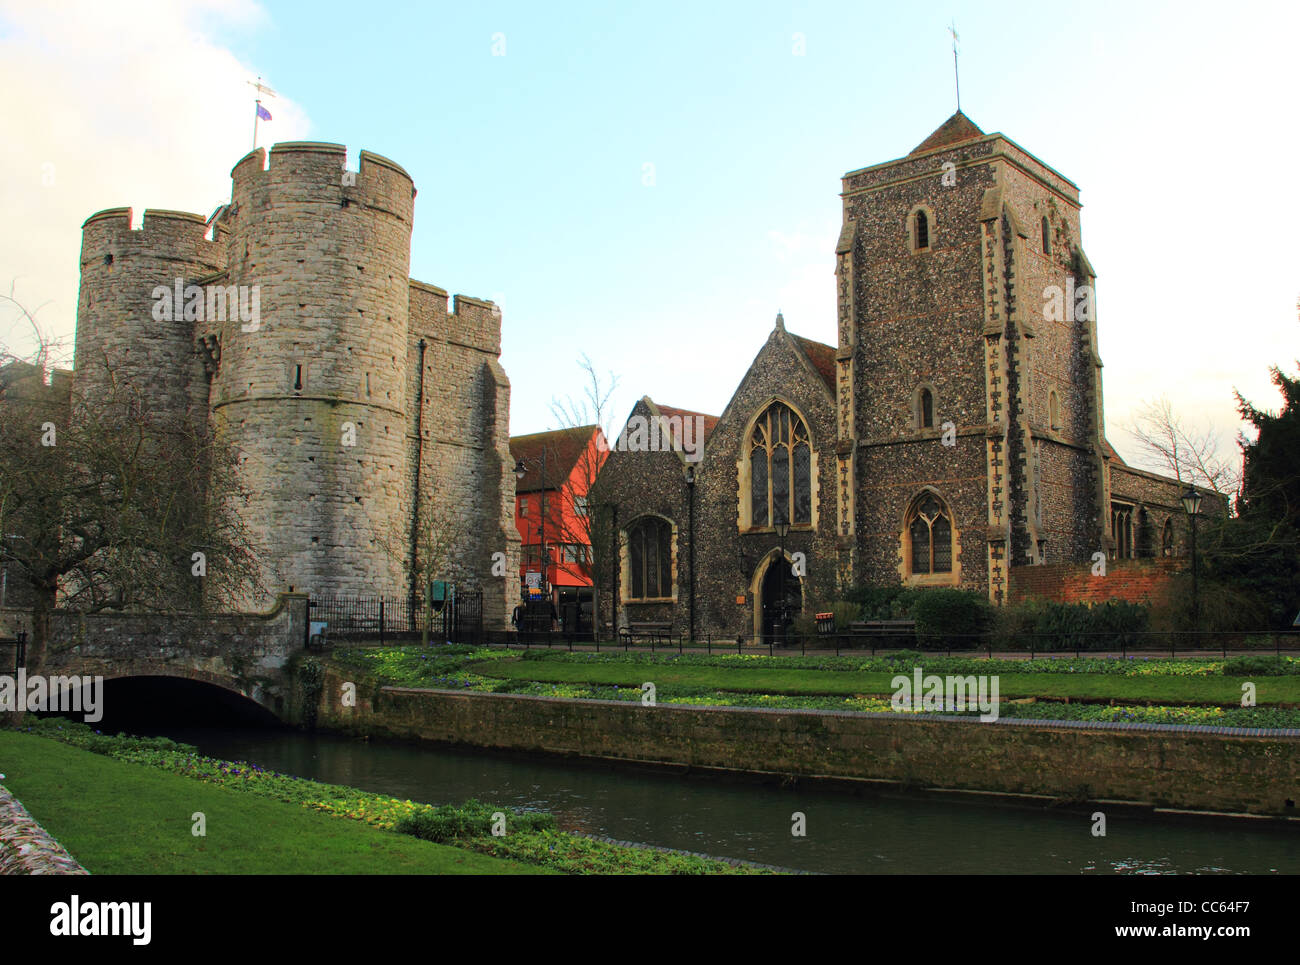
left=684, top=464, right=696, bottom=644
left=775, top=520, right=790, bottom=647
left=1181, top=486, right=1202, bottom=634
left=515, top=449, right=550, bottom=608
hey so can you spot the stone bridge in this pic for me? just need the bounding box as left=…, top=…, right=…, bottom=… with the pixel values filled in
left=3, top=594, right=312, bottom=722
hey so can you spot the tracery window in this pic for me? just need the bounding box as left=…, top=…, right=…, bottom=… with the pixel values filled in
left=907, top=493, right=953, bottom=576
left=1111, top=502, right=1135, bottom=559
left=749, top=402, right=812, bottom=528
left=626, top=516, right=673, bottom=600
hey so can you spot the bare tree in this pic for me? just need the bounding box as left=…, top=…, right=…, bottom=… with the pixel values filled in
left=548, top=354, right=618, bottom=641
left=0, top=298, right=264, bottom=672
left=372, top=496, right=466, bottom=645
left=1121, top=395, right=1241, bottom=501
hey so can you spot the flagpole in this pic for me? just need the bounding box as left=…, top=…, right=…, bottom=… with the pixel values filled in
left=247, top=76, right=277, bottom=152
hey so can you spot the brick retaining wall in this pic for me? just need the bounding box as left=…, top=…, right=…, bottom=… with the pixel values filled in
left=1009, top=558, right=1181, bottom=606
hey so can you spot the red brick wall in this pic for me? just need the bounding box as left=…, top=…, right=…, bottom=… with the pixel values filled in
left=1009, top=558, right=1182, bottom=606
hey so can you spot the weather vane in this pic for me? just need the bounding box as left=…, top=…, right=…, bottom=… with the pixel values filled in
left=948, top=20, right=961, bottom=112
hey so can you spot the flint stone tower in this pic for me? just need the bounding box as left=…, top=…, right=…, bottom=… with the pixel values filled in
left=71, top=141, right=519, bottom=628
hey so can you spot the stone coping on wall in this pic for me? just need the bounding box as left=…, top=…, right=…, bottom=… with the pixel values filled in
left=0, top=786, right=88, bottom=875
left=378, top=686, right=1300, bottom=740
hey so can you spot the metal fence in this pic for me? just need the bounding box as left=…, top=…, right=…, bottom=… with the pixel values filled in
left=370, top=625, right=1300, bottom=660
left=307, top=591, right=483, bottom=648
left=0, top=631, right=24, bottom=671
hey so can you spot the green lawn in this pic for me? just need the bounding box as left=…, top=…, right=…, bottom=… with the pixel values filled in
left=0, top=730, right=546, bottom=875
left=469, top=658, right=1300, bottom=706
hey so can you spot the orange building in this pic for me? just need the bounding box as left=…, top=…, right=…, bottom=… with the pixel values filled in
left=509, top=425, right=608, bottom=631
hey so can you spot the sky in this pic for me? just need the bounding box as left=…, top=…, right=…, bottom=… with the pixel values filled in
left=1, top=0, right=1296, bottom=473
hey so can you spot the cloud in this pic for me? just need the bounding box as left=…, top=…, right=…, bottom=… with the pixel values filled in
left=0, top=0, right=310, bottom=364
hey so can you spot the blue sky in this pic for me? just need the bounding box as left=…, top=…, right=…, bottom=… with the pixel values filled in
left=2, top=0, right=1296, bottom=467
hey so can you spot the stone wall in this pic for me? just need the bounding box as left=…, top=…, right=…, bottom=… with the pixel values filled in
left=592, top=398, right=695, bottom=635
left=0, top=786, right=87, bottom=875
left=316, top=674, right=1300, bottom=817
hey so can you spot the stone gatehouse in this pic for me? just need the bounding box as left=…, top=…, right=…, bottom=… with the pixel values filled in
left=34, top=142, right=519, bottom=628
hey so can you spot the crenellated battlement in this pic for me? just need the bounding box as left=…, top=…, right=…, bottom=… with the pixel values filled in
left=79, top=206, right=224, bottom=265
left=229, top=141, right=415, bottom=224
left=409, top=280, right=502, bottom=355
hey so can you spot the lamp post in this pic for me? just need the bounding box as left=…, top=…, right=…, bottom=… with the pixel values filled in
left=774, top=519, right=790, bottom=646
left=1181, top=486, right=1202, bottom=633
left=515, top=451, right=549, bottom=606
left=684, top=464, right=696, bottom=644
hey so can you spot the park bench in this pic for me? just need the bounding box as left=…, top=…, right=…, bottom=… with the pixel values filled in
left=847, top=620, right=917, bottom=649
left=618, top=622, right=675, bottom=647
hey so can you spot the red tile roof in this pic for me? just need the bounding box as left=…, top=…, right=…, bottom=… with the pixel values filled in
left=910, top=111, right=985, bottom=155
left=652, top=403, right=720, bottom=448
left=791, top=334, right=837, bottom=392
left=509, top=426, right=601, bottom=493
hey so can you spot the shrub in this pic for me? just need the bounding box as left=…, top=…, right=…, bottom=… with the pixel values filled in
left=909, top=588, right=992, bottom=651
left=393, top=799, right=555, bottom=843
left=992, top=597, right=1050, bottom=651
left=1221, top=655, right=1294, bottom=676
left=844, top=585, right=919, bottom=620
left=1033, top=599, right=1149, bottom=651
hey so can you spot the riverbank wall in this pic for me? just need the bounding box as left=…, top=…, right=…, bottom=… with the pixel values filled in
left=312, top=667, right=1300, bottom=818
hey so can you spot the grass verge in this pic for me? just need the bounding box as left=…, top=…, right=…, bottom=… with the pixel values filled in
left=0, top=720, right=770, bottom=875
left=0, top=727, right=540, bottom=874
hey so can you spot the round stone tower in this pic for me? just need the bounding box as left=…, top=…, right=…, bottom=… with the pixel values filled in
left=74, top=208, right=226, bottom=420
left=212, top=142, right=415, bottom=601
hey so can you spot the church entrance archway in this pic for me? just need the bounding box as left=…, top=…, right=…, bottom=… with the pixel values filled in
left=754, top=551, right=802, bottom=645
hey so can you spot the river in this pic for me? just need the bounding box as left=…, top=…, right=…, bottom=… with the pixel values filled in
left=154, top=724, right=1299, bottom=875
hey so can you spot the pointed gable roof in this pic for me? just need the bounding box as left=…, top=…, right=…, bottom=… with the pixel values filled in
left=910, top=111, right=985, bottom=155
left=652, top=402, right=720, bottom=447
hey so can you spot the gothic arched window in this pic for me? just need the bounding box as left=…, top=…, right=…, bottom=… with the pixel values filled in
left=913, top=210, right=929, bottom=250
left=1111, top=502, right=1135, bottom=559
left=1048, top=390, right=1061, bottom=432
left=1042, top=216, right=1051, bottom=255
left=907, top=492, right=953, bottom=576
left=1161, top=518, right=1174, bottom=557
left=626, top=516, right=673, bottom=600
left=749, top=401, right=812, bottom=528
left=916, top=386, right=935, bottom=429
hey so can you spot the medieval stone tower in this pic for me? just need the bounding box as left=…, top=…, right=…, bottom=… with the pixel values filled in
left=833, top=112, right=1106, bottom=603
left=71, top=141, right=519, bottom=627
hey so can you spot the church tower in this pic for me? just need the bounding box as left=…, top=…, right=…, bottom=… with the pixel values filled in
left=834, top=113, right=1105, bottom=603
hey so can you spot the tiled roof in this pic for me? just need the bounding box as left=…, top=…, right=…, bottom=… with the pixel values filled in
left=509, top=426, right=600, bottom=493
left=791, top=334, right=837, bottom=393
left=652, top=403, right=720, bottom=448
left=909, top=111, right=985, bottom=155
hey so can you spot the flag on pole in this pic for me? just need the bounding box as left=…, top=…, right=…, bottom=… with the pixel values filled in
left=256, top=103, right=272, bottom=121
